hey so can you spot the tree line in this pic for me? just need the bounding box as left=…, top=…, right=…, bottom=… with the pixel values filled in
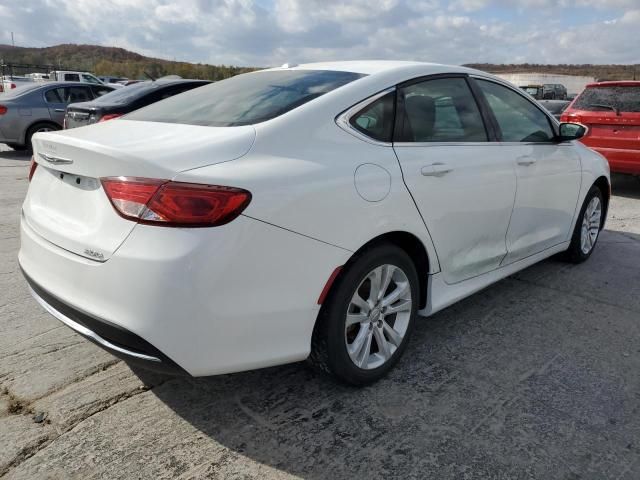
left=0, top=44, right=255, bottom=80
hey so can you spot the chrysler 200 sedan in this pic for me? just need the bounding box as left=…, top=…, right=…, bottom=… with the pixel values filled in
left=20, top=61, right=610, bottom=385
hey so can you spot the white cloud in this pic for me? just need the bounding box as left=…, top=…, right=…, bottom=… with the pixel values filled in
left=1, top=0, right=638, bottom=66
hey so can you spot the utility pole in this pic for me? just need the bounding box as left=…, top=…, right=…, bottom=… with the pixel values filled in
left=11, top=32, right=14, bottom=47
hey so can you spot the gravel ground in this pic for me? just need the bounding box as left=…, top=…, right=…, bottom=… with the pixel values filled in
left=1, top=143, right=640, bottom=480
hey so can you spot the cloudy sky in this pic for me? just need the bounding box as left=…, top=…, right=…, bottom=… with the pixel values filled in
left=1, top=0, right=639, bottom=66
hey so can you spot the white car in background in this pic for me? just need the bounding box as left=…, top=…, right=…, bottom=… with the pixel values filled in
left=20, top=61, right=610, bottom=385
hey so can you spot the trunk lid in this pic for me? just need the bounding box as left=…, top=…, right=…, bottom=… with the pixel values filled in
left=24, top=120, right=255, bottom=261
left=65, top=102, right=104, bottom=129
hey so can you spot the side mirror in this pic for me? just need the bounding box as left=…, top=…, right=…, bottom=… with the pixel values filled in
left=558, top=122, right=587, bottom=141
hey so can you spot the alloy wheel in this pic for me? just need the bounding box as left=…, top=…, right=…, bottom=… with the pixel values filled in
left=580, top=196, right=602, bottom=254
left=345, top=264, right=412, bottom=370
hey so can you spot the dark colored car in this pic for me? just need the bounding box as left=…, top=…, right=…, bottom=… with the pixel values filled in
left=64, top=79, right=211, bottom=129
left=0, top=82, right=114, bottom=150
left=539, top=99, right=570, bottom=120
left=521, top=84, right=567, bottom=100
left=561, top=81, right=640, bottom=175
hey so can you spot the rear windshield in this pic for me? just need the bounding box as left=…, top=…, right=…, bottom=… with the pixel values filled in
left=91, top=81, right=158, bottom=104
left=0, top=83, right=43, bottom=98
left=125, top=70, right=366, bottom=126
left=572, top=86, right=640, bottom=112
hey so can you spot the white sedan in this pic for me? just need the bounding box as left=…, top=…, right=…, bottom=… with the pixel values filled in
left=20, top=61, right=609, bottom=385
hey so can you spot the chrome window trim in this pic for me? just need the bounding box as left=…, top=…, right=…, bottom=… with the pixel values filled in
left=335, top=87, right=395, bottom=146
left=393, top=141, right=497, bottom=148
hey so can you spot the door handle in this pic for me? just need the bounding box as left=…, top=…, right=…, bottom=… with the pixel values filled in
left=516, top=156, right=536, bottom=166
left=421, top=162, right=453, bottom=177
left=54, top=108, right=65, bottom=112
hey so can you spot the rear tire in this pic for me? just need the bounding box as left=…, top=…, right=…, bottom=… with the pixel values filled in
left=25, top=123, right=60, bottom=151
left=309, top=244, right=419, bottom=386
left=562, top=185, right=604, bottom=263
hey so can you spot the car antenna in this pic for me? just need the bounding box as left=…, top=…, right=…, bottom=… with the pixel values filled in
left=144, top=71, right=156, bottom=81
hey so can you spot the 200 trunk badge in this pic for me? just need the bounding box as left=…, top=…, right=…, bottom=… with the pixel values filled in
left=38, top=153, right=73, bottom=165
left=84, top=249, right=105, bottom=261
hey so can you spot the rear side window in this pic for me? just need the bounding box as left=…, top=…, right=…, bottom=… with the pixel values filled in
left=64, top=74, right=80, bottom=82
left=126, top=70, right=365, bottom=127
left=572, top=86, right=640, bottom=112
left=476, top=79, right=554, bottom=142
left=45, top=88, right=65, bottom=103
left=350, top=92, right=395, bottom=142
left=397, top=77, right=487, bottom=142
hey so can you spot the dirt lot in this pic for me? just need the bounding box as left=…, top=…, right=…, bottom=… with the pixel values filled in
left=1, top=144, right=640, bottom=479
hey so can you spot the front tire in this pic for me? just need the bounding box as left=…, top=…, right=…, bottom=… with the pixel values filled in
left=309, top=244, right=419, bottom=386
left=562, top=185, right=604, bottom=263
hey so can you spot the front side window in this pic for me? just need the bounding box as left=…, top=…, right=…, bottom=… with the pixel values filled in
left=476, top=80, right=554, bottom=142
left=126, top=70, right=365, bottom=127
left=397, top=77, right=487, bottom=142
left=90, top=85, right=113, bottom=98
left=64, top=86, right=92, bottom=103
left=350, top=92, right=395, bottom=142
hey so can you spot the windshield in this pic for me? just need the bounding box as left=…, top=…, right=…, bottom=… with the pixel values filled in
left=125, top=70, right=366, bottom=126
left=573, top=86, right=640, bottom=112
left=522, top=87, right=540, bottom=95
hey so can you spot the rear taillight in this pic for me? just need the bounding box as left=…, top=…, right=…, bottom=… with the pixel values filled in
left=28, top=156, right=38, bottom=182
left=101, top=177, right=251, bottom=227
left=98, top=113, right=122, bottom=122
left=10, top=83, right=16, bottom=89
left=0, top=105, right=7, bottom=115
left=562, top=113, right=582, bottom=124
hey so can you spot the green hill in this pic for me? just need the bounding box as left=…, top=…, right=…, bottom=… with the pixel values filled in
left=1, top=44, right=638, bottom=82
left=0, top=44, right=254, bottom=80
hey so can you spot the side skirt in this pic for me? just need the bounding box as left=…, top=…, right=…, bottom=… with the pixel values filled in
left=420, top=241, right=570, bottom=317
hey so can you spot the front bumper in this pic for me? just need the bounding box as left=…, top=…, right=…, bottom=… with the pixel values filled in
left=19, top=213, right=349, bottom=376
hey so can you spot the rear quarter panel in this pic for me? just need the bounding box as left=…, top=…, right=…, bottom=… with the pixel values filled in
left=174, top=99, right=441, bottom=274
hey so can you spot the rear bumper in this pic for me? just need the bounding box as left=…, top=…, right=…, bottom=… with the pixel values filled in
left=590, top=146, right=640, bottom=175
left=19, top=212, right=349, bottom=376
left=23, top=269, right=188, bottom=375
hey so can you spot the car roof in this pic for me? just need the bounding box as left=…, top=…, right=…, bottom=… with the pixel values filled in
left=586, top=80, right=640, bottom=88
left=263, top=60, right=473, bottom=76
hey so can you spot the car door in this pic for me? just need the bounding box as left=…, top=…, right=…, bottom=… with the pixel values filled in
left=44, top=87, right=67, bottom=123
left=472, top=78, right=581, bottom=265
left=392, top=75, right=517, bottom=284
